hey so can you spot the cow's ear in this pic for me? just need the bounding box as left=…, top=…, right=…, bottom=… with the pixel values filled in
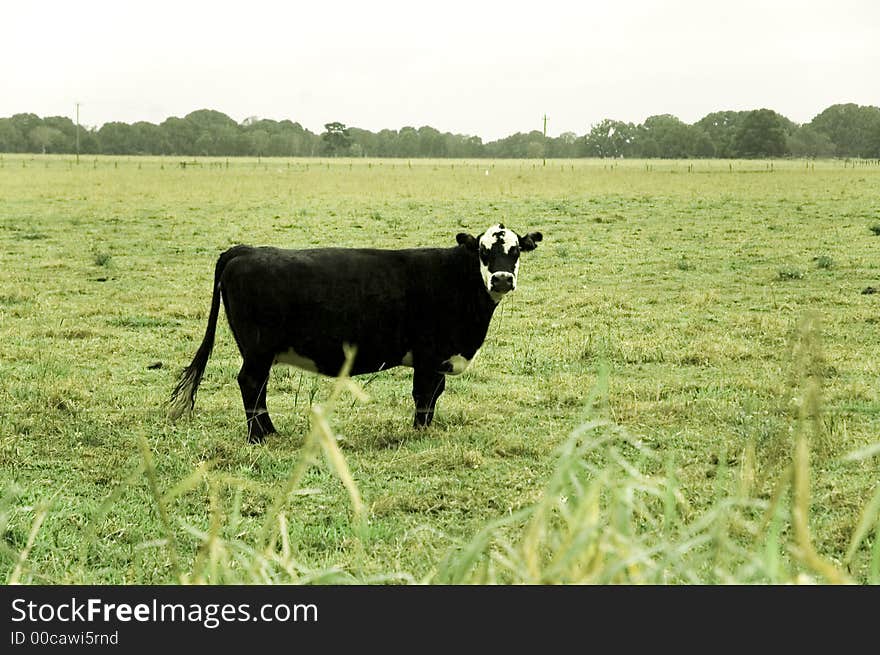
left=456, top=233, right=478, bottom=251
left=519, top=231, right=543, bottom=252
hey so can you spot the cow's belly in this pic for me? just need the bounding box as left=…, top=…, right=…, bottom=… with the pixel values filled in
left=440, top=348, right=480, bottom=375
left=274, top=348, right=319, bottom=373
left=274, top=344, right=482, bottom=378
left=398, top=348, right=481, bottom=375
left=274, top=340, right=410, bottom=377
left=266, top=298, right=410, bottom=375
left=266, top=300, right=486, bottom=377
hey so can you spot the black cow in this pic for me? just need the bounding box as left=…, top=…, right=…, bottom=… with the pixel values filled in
left=169, top=223, right=543, bottom=442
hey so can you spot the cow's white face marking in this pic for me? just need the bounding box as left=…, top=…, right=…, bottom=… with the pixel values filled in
left=442, top=349, right=480, bottom=376
left=401, top=350, right=414, bottom=367
left=274, top=348, right=319, bottom=373
left=477, top=224, right=521, bottom=302
left=478, top=224, right=519, bottom=253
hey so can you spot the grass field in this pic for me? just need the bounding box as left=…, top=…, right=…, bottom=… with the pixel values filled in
left=1, top=155, right=879, bottom=583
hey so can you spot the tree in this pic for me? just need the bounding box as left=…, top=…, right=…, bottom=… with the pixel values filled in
left=732, top=109, right=788, bottom=157
left=348, top=127, right=378, bottom=156
left=159, top=116, right=197, bottom=155
left=213, top=125, right=240, bottom=156
left=548, top=131, right=579, bottom=158
left=809, top=103, right=880, bottom=158
left=4, top=104, right=876, bottom=158
left=695, top=111, right=745, bottom=158
left=525, top=130, right=547, bottom=159
left=129, top=121, right=167, bottom=154
left=29, top=126, right=64, bottom=153
left=417, top=125, right=445, bottom=157
left=193, top=133, right=213, bottom=156
left=42, top=116, right=77, bottom=152
left=321, top=121, right=352, bottom=156
left=526, top=140, right=545, bottom=159
left=464, top=135, right=484, bottom=157
left=691, top=129, right=716, bottom=158
left=397, top=126, right=419, bottom=157
left=184, top=109, right=237, bottom=132
left=247, top=130, right=270, bottom=156
left=0, top=118, right=25, bottom=151
left=483, top=131, right=547, bottom=158
left=485, top=132, right=522, bottom=157
left=639, top=115, right=696, bottom=158
left=9, top=114, right=43, bottom=146
left=183, top=110, right=238, bottom=156
left=97, top=121, right=135, bottom=154
left=79, top=128, right=99, bottom=154
left=583, top=119, right=637, bottom=157
left=443, top=134, right=484, bottom=158
left=787, top=125, right=836, bottom=158
left=375, top=129, right=399, bottom=157
left=638, top=138, right=659, bottom=158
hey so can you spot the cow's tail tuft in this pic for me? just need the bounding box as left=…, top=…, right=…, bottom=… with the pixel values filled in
left=169, top=248, right=240, bottom=420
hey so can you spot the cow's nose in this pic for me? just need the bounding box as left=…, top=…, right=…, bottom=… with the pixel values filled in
left=491, top=272, right=515, bottom=292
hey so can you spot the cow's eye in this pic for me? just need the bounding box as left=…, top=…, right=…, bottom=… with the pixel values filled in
left=510, top=246, right=520, bottom=256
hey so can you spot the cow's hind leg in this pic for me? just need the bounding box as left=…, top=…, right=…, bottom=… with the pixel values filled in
left=412, top=368, right=446, bottom=428
left=237, top=355, right=277, bottom=443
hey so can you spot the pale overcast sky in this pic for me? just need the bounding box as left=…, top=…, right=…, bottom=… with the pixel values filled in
left=2, top=1, right=878, bottom=140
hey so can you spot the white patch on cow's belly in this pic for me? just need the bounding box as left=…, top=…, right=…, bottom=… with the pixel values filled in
left=443, top=349, right=480, bottom=376
left=274, top=348, right=319, bottom=373
left=401, top=350, right=414, bottom=367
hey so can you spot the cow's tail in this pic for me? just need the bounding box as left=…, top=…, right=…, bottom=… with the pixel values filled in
left=168, top=248, right=240, bottom=420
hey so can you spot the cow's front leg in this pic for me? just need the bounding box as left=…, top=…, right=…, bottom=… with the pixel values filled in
left=412, top=367, right=446, bottom=428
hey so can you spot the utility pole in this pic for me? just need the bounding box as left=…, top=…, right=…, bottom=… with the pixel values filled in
left=542, top=114, right=548, bottom=167
left=75, top=102, right=80, bottom=164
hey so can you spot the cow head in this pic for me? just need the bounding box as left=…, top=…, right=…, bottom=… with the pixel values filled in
left=456, top=224, right=543, bottom=301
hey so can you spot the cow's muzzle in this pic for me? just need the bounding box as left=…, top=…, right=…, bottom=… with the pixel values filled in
left=490, top=272, right=515, bottom=293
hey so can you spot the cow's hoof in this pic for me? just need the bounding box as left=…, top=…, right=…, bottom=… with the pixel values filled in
left=247, top=428, right=275, bottom=444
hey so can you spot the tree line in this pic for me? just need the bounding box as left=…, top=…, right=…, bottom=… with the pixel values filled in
left=1, top=104, right=879, bottom=159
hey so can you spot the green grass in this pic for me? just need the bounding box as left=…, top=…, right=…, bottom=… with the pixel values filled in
left=1, top=155, right=879, bottom=584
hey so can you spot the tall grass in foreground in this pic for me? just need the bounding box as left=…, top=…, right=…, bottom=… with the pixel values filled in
left=436, top=346, right=877, bottom=583
left=3, top=318, right=879, bottom=584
